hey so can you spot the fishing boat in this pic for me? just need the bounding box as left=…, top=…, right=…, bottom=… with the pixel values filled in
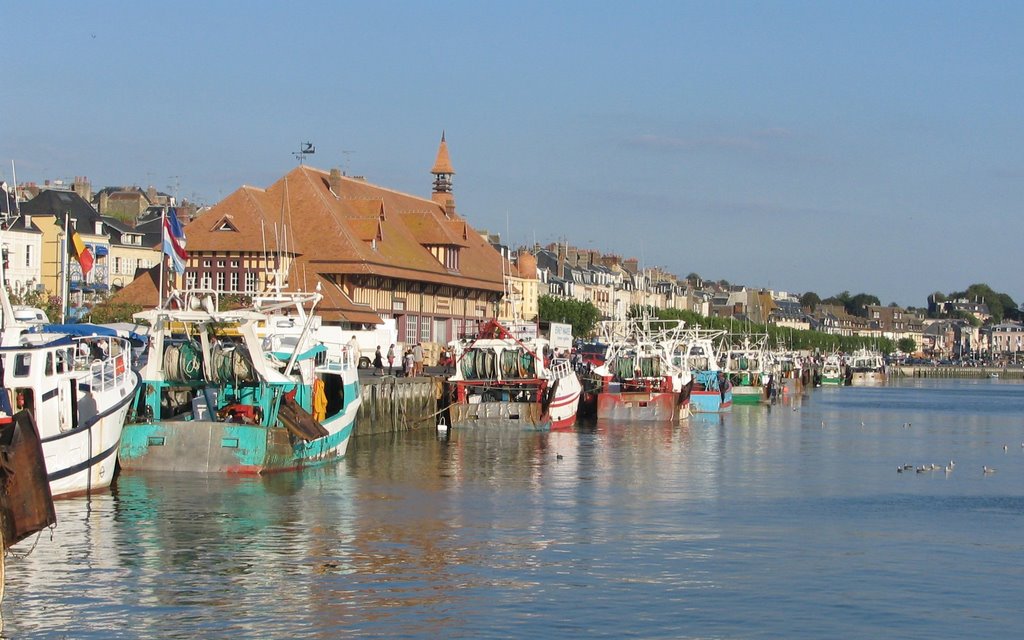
left=769, top=349, right=805, bottom=397
left=847, top=348, right=887, bottom=385
left=118, top=287, right=360, bottom=474
left=820, top=353, right=845, bottom=386
left=591, top=318, right=693, bottom=422
left=1, top=286, right=140, bottom=499
left=676, top=328, right=732, bottom=413
left=444, top=320, right=581, bottom=429
left=721, top=334, right=772, bottom=405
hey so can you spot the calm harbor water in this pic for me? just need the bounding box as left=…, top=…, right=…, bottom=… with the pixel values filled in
left=3, top=378, right=1023, bottom=639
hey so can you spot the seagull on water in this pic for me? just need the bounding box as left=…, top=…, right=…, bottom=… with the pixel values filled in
left=983, top=466, right=997, bottom=474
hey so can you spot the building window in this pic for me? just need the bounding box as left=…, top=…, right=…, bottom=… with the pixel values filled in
left=201, top=273, right=212, bottom=289
left=203, top=259, right=211, bottom=268
left=230, top=260, right=239, bottom=268
left=186, top=271, right=197, bottom=289
left=216, top=272, right=225, bottom=291
left=405, top=315, right=418, bottom=344
left=230, top=272, right=239, bottom=292
left=434, top=318, right=448, bottom=345
left=245, top=271, right=256, bottom=292
left=421, top=317, right=431, bottom=342
left=114, top=256, right=121, bottom=274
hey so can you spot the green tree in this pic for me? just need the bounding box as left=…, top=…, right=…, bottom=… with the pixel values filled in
left=947, top=283, right=1018, bottom=322
left=799, top=291, right=820, bottom=310
left=9, top=288, right=62, bottom=323
left=897, top=337, right=917, bottom=354
left=822, top=291, right=851, bottom=308
left=538, top=295, right=601, bottom=338
left=88, top=302, right=144, bottom=324
left=847, top=293, right=881, bottom=317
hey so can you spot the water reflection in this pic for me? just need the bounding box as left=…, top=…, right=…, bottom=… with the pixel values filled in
left=2, top=380, right=1022, bottom=638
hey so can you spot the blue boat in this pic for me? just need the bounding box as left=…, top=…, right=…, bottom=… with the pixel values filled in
left=676, top=329, right=733, bottom=414
left=118, top=289, right=360, bottom=474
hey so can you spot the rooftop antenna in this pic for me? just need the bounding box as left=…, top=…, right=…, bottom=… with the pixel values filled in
left=167, top=175, right=180, bottom=202
left=341, top=149, right=354, bottom=175
left=293, top=141, right=315, bottom=165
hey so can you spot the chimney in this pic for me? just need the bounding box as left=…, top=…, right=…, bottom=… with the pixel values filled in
left=146, top=185, right=157, bottom=203
left=73, top=176, right=92, bottom=201
left=557, top=243, right=566, bottom=279
left=99, top=192, right=109, bottom=213
left=329, top=167, right=343, bottom=195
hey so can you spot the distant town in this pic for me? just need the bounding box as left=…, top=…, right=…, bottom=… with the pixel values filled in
left=2, top=137, right=1021, bottom=364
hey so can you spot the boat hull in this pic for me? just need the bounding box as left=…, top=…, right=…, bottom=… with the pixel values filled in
left=42, top=372, right=139, bottom=498
left=596, top=390, right=682, bottom=422
left=730, top=385, right=765, bottom=405
left=547, top=375, right=582, bottom=429
left=690, top=389, right=733, bottom=413
left=118, top=407, right=357, bottom=474
left=851, top=372, right=886, bottom=386
left=449, top=401, right=549, bottom=429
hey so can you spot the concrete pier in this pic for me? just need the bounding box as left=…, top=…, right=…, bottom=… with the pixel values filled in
left=893, top=366, right=1024, bottom=380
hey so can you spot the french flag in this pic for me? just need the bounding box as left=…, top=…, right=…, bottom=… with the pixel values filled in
left=163, top=207, right=188, bottom=274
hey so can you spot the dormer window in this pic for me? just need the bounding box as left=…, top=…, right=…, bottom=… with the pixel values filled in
left=212, top=215, right=237, bottom=232
left=427, top=244, right=459, bottom=271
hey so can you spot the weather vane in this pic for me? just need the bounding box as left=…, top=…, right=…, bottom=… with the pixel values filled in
left=293, top=141, right=316, bottom=164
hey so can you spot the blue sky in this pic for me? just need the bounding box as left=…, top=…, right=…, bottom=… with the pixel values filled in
left=4, top=1, right=1023, bottom=307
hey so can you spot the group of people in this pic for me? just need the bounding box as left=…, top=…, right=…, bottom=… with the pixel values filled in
left=370, top=341, right=425, bottom=377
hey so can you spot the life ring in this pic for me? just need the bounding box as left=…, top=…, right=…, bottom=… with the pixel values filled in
left=115, top=357, right=126, bottom=376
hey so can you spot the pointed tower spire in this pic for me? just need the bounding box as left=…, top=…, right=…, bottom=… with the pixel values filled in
left=431, top=130, right=455, bottom=177
left=431, top=131, right=456, bottom=216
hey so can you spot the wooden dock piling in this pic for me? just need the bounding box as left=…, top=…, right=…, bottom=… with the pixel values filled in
left=353, top=375, right=442, bottom=436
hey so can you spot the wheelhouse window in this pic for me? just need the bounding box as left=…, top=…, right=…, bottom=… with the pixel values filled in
left=13, top=353, right=31, bottom=377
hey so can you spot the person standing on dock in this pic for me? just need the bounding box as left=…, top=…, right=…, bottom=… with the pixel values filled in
left=387, top=344, right=396, bottom=375
left=373, top=346, right=384, bottom=376
left=404, top=348, right=415, bottom=377
left=347, top=335, right=360, bottom=366
left=413, top=342, right=424, bottom=376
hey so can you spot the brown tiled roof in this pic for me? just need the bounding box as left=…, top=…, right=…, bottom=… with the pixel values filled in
left=186, top=165, right=505, bottom=293
left=312, top=274, right=382, bottom=325
left=107, top=265, right=160, bottom=308
left=398, top=210, right=468, bottom=246
left=107, top=266, right=383, bottom=324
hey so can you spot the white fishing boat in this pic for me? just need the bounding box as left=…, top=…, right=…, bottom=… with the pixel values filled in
left=444, top=319, right=581, bottom=429
left=820, top=353, right=845, bottom=386
left=721, top=333, right=772, bottom=405
left=0, top=244, right=140, bottom=498
left=847, top=348, right=887, bottom=385
left=768, top=349, right=805, bottom=397
left=591, top=318, right=693, bottom=422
